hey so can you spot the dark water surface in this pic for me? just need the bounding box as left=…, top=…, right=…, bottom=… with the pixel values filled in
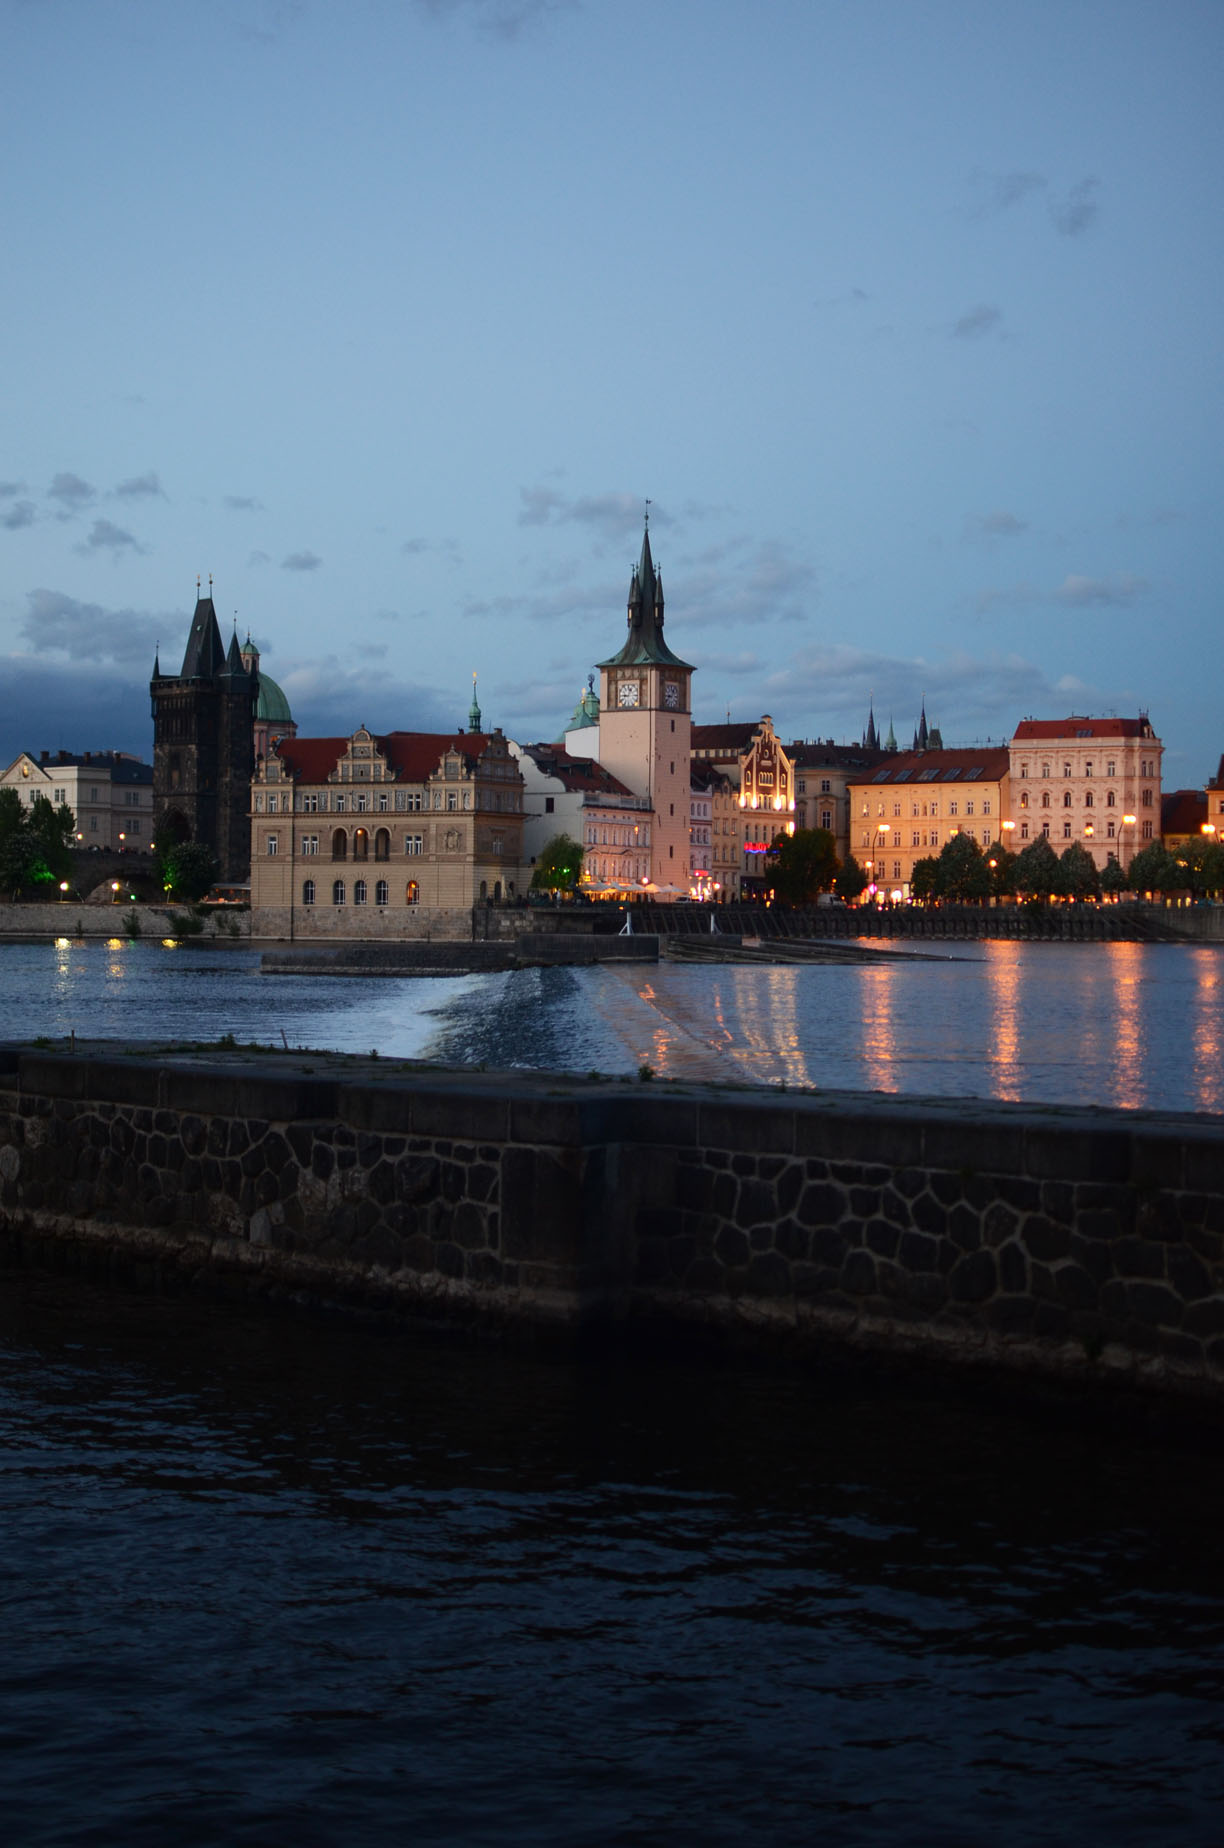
left=2, top=1271, right=1224, bottom=1846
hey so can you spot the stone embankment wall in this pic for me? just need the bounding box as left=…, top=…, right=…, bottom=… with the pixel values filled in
left=0, top=904, right=252, bottom=940
left=2, top=1045, right=1224, bottom=1405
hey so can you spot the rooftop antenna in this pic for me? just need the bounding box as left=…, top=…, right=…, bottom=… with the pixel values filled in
left=644, top=498, right=651, bottom=529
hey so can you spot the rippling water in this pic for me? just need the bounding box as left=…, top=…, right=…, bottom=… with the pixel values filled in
left=5, top=935, right=1224, bottom=1110
left=3, top=1271, right=1224, bottom=1845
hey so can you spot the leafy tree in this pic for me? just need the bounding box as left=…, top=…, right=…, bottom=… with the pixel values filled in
left=161, top=841, right=219, bottom=902
left=1014, top=835, right=1062, bottom=900
left=909, top=856, right=940, bottom=902
left=770, top=827, right=838, bottom=904
left=1170, top=836, right=1224, bottom=898
left=1059, top=841, right=1101, bottom=900
left=530, top=833, right=584, bottom=894
left=0, top=831, right=39, bottom=900
left=835, top=854, right=868, bottom=902
left=0, top=787, right=25, bottom=844
left=985, top=842, right=1018, bottom=898
left=1127, top=842, right=1176, bottom=895
left=936, top=831, right=992, bottom=901
left=25, top=794, right=76, bottom=886
left=1101, top=854, right=1128, bottom=896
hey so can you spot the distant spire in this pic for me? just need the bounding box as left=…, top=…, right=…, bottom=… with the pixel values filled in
left=864, top=695, right=879, bottom=752
left=469, top=671, right=482, bottom=733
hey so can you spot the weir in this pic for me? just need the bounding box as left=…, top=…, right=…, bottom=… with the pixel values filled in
left=2, top=1042, right=1223, bottom=1407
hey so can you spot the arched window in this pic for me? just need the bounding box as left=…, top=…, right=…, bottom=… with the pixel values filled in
left=1107, top=790, right=1116, bottom=808
left=375, top=880, right=389, bottom=906
left=1063, top=791, right=1072, bottom=808
left=1084, top=791, right=1094, bottom=809
left=493, top=881, right=502, bottom=903
left=331, top=828, right=347, bottom=860
left=479, top=880, right=487, bottom=901
left=302, top=879, right=316, bottom=906
left=332, top=880, right=346, bottom=906
left=1041, top=793, right=1050, bottom=809
left=1019, top=791, right=1029, bottom=809
left=374, top=828, right=391, bottom=862
left=353, top=828, right=369, bottom=862
left=405, top=880, right=419, bottom=906
left=354, top=879, right=367, bottom=905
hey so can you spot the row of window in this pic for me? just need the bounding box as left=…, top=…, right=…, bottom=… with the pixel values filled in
left=301, top=878, right=512, bottom=907
left=260, top=786, right=521, bottom=815
left=268, top=830, right=441, bottom=859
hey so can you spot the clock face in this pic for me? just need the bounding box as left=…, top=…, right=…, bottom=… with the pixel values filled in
left=664, top=681, right=680, bottom=710
left=618, top=680, right=640, bottom=708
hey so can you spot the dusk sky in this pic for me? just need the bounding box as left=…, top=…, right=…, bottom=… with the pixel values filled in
left=3, top=0, right=1221, bottom=785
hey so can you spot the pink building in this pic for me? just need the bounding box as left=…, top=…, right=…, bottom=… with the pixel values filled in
left=1008, top=717, right=1162, bottom=873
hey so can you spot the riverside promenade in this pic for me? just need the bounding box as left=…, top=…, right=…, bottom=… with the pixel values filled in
left=3, top=1041, right=1224, bottom=1413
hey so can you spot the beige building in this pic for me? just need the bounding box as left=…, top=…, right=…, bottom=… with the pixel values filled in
left=1008, top=716, right=1161, bottom=872
left=690, top=716, right=799, bottom=897
left=848, top=747, right=1011, bottom=897
left=595, top=522, right=694, bottom=896
left=249, top=725, right=526, bottom=934
left=0, top=749, right=153, bottom=850
left=791, top=740, right=887, bottom=864
left=509, top=741, right=652, bottom=892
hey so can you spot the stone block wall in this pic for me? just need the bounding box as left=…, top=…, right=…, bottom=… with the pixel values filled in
left=2, top=1045, right=1224, bottom=1402
left=0, top=904, right=252, bottom=940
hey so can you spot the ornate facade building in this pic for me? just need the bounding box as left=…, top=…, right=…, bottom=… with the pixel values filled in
left=1008, top=716, right=1161, bottom=872
left=848, top=747, right=1012, bottom=896
left=248, top=725, right=526, bottom=935
left=150, top=589, right=258, bottom=880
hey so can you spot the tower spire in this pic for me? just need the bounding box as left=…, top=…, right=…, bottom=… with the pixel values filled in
left=469, top=671, right=482, bottom=733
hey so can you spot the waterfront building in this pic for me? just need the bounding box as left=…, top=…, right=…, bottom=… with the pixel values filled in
left=1163, top=788, right=1208, bottom=854
left=0, top=748, right=153, bottom=850
left=790, top=739, right=886, bottom=864
left=509, top=741, right=651, bottom=892
left=1205, top=756, right=1224, bottom=842
left=150, top=587, right=258, bottom=880
left=595, top=520, right=694, bottom=896
left=249, top=724, right=526, bottom=933
left=1007, top=716, right=1162, bottom=873
left=847, top=747, right=1011, bottom=897
left=690, top=717, right=801, bottom=896
left=690, top=761, right=738, bottom=899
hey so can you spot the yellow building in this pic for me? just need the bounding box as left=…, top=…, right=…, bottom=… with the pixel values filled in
left=847, top=747, right=1011, bottom=897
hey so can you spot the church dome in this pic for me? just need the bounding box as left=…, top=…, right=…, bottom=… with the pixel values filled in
left=256, top=672, right=293, bottom=724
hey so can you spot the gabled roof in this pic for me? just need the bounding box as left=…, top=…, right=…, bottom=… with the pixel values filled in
left=518, top=743, right=636, bottom=798
left=1011, top=716, right=1157, bottom=743
left=273, top=730, right=508, bottom=785
left=691, top=723, right=761, bottom=754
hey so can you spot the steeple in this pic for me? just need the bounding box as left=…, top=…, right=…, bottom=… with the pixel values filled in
left=599, top=508, right=691, bottom=671
left=864, top=698, right=879, bottom=752
left=179, top=589, right=226, bottom=680
left=469, top=671, right=482, bottom=733
left=916, top=699, right=929, bottom=752
left=885, top=717, right=898, bottom=753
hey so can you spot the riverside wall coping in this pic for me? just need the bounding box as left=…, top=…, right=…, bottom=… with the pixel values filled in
left=3, top=1042, right=1224, bottom=1406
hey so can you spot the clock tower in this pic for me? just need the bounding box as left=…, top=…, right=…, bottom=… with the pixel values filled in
left=597, top=515, right=695, bottom=894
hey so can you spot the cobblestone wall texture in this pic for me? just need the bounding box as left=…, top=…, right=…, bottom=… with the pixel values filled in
left=2, top=1045, right=1224, bottom=1401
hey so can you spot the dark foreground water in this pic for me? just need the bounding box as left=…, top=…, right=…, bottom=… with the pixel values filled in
left=5, top=935, right=1224, bottom=1110
left=2, top=1271, right=1224, bottom=1846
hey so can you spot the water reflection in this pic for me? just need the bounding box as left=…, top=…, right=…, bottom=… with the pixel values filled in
left=858, top=962, right=901, bottom=1093
left=983, top=944, right=1022, bottom=1100
left=1108, top=942, right=1145, bottom=1110
left=1192, top=949, right=1222, bottom=1113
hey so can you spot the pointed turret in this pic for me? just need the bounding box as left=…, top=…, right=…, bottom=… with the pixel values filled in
left=599, top=515, right=691, bottom=671
left=916, top=699, right=929, bottom=752
left=180, top=593, right=226, bottom=680
left=469, top=672, right=482, bottom=733
left=864, top=699, right=879, bottom=751
left=885, top=717, right=898, bottom=753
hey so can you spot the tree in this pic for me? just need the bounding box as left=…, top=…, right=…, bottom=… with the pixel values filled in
left=985, top=842, right=1018, bottom=898
left=835, top=854, right=868, bottom=902
left=1127, top=842, right=1176, bottom=895
left=769, top=827, right=838, bottom=904
left=1101, top=854, right=1128, bottom=897
left=1014, top=835, right=1062, bottom=900
left=936, top=831, right=992, bottom=902
left=25, top=794, right=76, bottom=887
left=1171, top=835, right=1224, bottom=898
left=161, top=841, right=219, bottom=902
left=1059, top=841, right=1101, bottom=900
left=0, top=787, right=25, bottom=846
left=909, top=856, right=940, bottom=902
left=530, top=833, right=584, bottom=895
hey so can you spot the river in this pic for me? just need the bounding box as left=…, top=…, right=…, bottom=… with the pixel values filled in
left=3, top=937, right=1224, bottom=1842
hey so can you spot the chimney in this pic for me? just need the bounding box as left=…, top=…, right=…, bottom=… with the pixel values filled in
left=40, top=750, right=49, bottom=764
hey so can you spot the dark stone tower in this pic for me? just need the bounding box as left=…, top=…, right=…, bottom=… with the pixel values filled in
left=150, top=589, right=258, bottom=880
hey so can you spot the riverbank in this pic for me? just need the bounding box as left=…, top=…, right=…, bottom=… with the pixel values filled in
left=4, top=1040, right=1223, bottom=1414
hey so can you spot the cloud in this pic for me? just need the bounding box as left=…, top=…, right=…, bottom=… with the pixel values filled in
left=278, top=656, right=459, bottom=736
left=965, top=510, right=1028, bottom=540
left=48, top=472, right=95, bottom=512
left=2, top=500, right=36, bottom=531
left=415, top=0, right=574, bottom=43
left=224, top=494, right=265, bottom=512
left=1050, top=178, right=1099, bottom=237
left=518, top=485, right=667, bottom=544
left=952, top=303, right=1002, bottom=340
left=0, top=658, right=153, bottom=762
left=1053, top=572, right=1147, bottom=607
left=282, top=550, right=322, bottom=571
left=401, top=536, right=429, bottom=555
left=0, top=481, right=26, bottom=498
left=78, top=518, right=144, bottom=555
left=114, top=472, right=164, bottom=499
left=248, top=549, right=271, bottom=567
left=20, top=589, right=164, bottom=666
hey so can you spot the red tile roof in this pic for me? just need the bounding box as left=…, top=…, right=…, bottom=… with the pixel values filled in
left=858, top=746, right=1010, bottom=785
left=273, top=731, right=501, bottom=784
left=1010, top=717, right=1157, bottom=742
left=518, top=743, right=636, bottom=798
left=1162, top=788, right=1207, bottom=836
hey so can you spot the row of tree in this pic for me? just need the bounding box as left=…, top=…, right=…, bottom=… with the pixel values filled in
left=0, top=790, right=220, bottom=903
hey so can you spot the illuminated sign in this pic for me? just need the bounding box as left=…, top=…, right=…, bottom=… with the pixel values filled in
left=744, top=842, right=772, bottom=853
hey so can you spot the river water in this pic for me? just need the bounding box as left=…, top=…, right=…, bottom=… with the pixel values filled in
left=3, top=938, right=1224, bottom=1841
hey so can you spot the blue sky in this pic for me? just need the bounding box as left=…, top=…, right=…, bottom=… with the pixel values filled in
left=2, top=0, right=1221, bottom=785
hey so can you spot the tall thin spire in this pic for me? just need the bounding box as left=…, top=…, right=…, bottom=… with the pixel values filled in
left=469, top=671, right=482, bottom=733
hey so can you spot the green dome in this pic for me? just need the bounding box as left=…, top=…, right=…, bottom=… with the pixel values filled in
left=256, top=672, right=293, bottom=724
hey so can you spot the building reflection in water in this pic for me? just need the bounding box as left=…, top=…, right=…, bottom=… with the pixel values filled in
left=982, top=945, right=1023, bottom=1101
left=1191, top=948, right=1222, bottom=1114
left=1106, top=942, right=1145, bottom=1111
left=722, top=968, right=807, bottom=1088
left=857, top=962, right=901, bottom=1093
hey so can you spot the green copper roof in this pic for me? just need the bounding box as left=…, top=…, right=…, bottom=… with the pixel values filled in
left=256, top=671, right=293, bottom=724
left=597, top=526, right=694, bottom=672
